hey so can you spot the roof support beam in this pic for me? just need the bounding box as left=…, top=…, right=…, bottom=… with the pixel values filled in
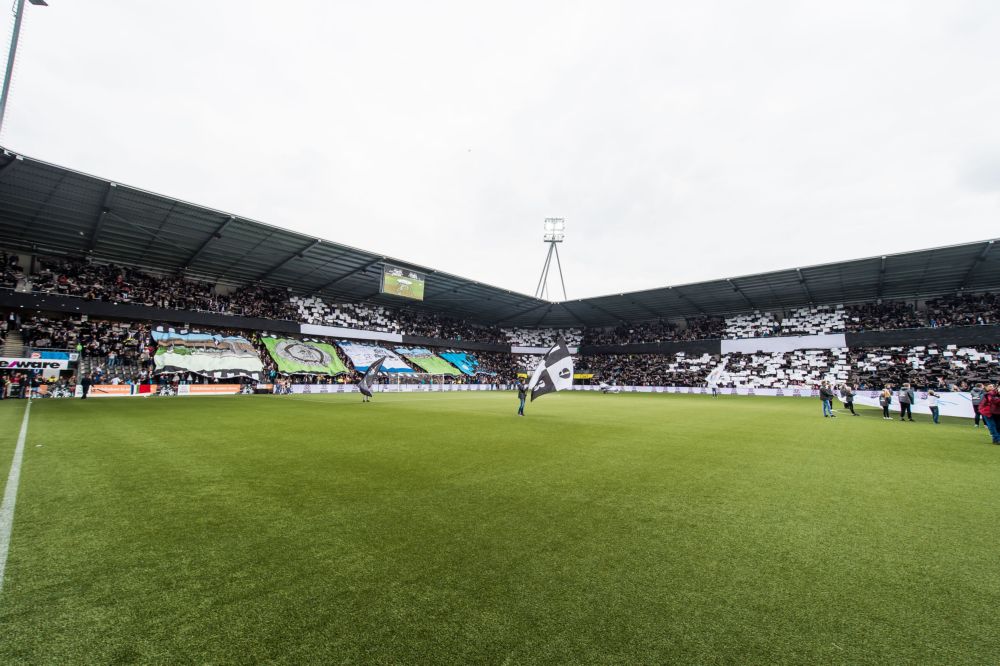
left=628, top=299, right=661, bottom=320
left=533, top=305, right=555, bottom=327
left=556, top=302, right=587, bottom=327
left=671, top=287, right=707, bottom=316
left=795, top=269, right=814, bottom=304
left=727, top=278, right=756, bottom=310
left=957, top=240, right=994, bottom=291
left=253, top=239, right=322, bottom=282
left=312, top=256, right=383, bottom=295
left=0, top=153, right=19, bottom=179
left=495, top=301, right=549, bottom=325
left=184, top=216, right=235, bottom=269
left=87, top=182, right=116, bottom=251
left=582, top=302, right=627, bottom=326
left=876, top=256, right=887, bottom=299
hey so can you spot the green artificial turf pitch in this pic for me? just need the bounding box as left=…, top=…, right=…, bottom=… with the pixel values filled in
left=0, top=392, right=998, bottom=664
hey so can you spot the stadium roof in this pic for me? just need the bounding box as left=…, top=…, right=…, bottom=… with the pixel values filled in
left=1, top=147, right=998, bottom=329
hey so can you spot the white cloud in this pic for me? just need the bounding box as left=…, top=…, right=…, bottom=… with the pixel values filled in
left=2, top=0, right=998, bottom=298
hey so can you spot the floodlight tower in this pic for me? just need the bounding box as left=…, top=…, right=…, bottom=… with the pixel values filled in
left=0, top=0, right=50, bottom=138
left=534, top=218, right=568, bottom=301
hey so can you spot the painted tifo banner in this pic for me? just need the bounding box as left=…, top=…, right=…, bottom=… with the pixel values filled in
left=152, top=330, right=264, bottom=379
left=439, top=352, right=481, bottom=376
left=336, top=341, right=413, bottom=373
left=395, top=348, right=461, bottom=376
left=261, top=337, right=348, bottom=375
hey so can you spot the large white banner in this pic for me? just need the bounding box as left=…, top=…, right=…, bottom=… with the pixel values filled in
left=852, top=391, right=975, bottom=419
left=300, top=323, right=403, bottom=343
left=511, top=346, right=580, bottom=355
left=721, top=333, right=847, bottom=354
left=336, top=341, right=413, bottom=373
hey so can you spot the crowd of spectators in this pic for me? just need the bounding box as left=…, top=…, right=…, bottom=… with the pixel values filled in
left=30, top=256, right=297, bottom=320
left=844, top=301, right=926, bottom=332
left=581, top=317, right=725, bottom=345
left=853, top=345, right=998, bottom=390
left=925, top=293, right=1000, bottom=328
left=21, top=315, right=153, bottom=366
left=576, top=352, right=718, bottom=387
left=292, top=296, right=509, bottom=343
left=0, top=252, right=23, bottom=290
left=578, top=345, right=999, bottom=390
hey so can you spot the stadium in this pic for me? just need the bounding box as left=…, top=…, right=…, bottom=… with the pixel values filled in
left=1, top=3, right=1000, bottom=664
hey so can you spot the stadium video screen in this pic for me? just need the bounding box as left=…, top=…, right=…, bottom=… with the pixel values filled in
left=380, top=265, right=426, bottom=300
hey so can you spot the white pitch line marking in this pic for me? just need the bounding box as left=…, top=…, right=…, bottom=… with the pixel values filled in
left=0, top=400, right=32, bottom=595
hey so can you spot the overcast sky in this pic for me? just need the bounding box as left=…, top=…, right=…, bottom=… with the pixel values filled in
left=2, top=1, right=998, bottom=299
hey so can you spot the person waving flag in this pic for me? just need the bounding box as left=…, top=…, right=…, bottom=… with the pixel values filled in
left=358, top=357, right=385, bottom=403
left=527, top=337, right=574, bottom=402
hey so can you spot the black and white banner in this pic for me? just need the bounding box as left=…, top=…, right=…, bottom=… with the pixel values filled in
left=528, top=337, right=574, bottom=401
left=358, top=356, right=386, bottom=398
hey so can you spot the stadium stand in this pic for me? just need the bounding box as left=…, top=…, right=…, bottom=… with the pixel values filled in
left=924, top=293, right=1000, bottom=328
left=292, top=295, right=507, bottom=342
left=843, top=300, right=925, bottom=332
left=581, top=317, right=725, bottom=345
left=29, top=255, right=298, bottom=320
left=724, top=311, right=781, bottom=339
left=576, top=352, right=719, bottom=387
left=778, top=305, right=847, bottom=335
left=0, top=151, right=997, bottom=399
left=504, top=328, right=583, bottom=347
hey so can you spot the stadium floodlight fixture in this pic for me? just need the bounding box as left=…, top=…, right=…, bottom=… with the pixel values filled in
left=543, top=217, right=565, bottom=243
left=0, top=0, right=50, bottom=137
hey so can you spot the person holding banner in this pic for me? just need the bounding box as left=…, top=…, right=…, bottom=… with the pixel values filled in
left=526, top=338, right=574, bottom=404
left=358, top=357, right=386, bottom=403
left=516, top=380, right=527, bottom=416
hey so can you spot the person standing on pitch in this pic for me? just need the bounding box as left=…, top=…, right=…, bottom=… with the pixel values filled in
left=820, top=381, right=836, bottom=417
left=927, top=390, right=941, bottom=424
left=880, top=386, right=893, bottom=420
left=971, top=383, right=985, bottom=427
left=978, top=383, right=1000, bottom=444
left=898, top=383, right=915, bottom=422
left=80, top=373, right=92, bottom=400
left=516, top=379, right=527, bottom=416
left=840, top=383, right=859, bottom=416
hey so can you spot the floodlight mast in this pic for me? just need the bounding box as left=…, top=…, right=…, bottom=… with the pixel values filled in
left=534, top=218, right=568, bottom=301
left=0, top=0, right=49, bottom=138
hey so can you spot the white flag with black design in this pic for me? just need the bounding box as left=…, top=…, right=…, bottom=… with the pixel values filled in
left=358, top=356, right=386, bottom=397
left=528, top=337, right=574, bottom=402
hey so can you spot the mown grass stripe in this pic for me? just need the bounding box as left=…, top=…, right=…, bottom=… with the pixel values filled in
left=0, top=399, right=31, bottom=595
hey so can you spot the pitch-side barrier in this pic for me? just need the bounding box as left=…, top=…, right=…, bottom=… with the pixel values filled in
left=571, top=385, right=978, bottom=419
left=66, top=383, right=978, bottom=418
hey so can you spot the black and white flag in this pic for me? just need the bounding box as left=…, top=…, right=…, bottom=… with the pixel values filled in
left=527, top=337, right=574, bottom=402
left=358, top=356, right=386, bottom=398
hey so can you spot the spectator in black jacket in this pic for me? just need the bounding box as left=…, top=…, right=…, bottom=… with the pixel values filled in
left=820, top=381, right=836, bottom=418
